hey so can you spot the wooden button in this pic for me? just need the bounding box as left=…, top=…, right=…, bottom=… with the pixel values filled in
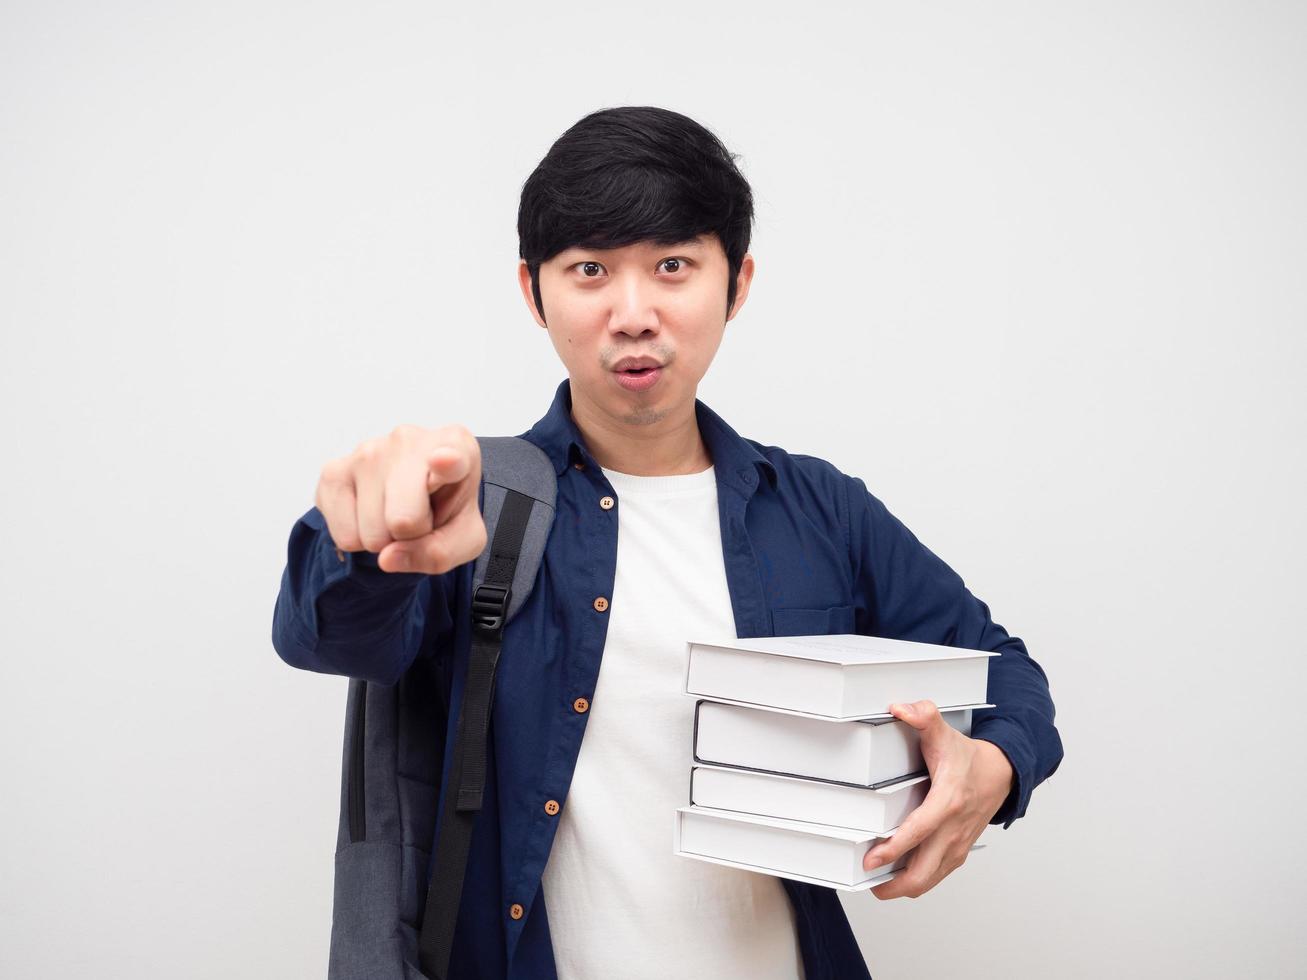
left=544, top=799, right=560, bottom=816
left=335, top=547, right=346, bottom=563
left=593, top=596, right=609, bottom=612
left=573, top=697, right=590, bottom=714
left=573, top=461, right=586, bottom=471
left=509, top=903, right=524, bottom=920
left=599, top=496, right=615, bottom=510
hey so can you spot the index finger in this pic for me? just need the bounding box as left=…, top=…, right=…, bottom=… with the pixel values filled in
left=381, top=450, right=448, bottom=542
left=426, top=445, right=471, bottom=494
left=862, top=790, right=949, bottom=871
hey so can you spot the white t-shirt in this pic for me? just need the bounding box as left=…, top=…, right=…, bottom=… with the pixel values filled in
left=540, top=463, right=806, bottom=980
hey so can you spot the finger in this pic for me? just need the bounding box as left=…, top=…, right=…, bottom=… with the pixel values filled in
left=871, top=828, right=951, bottom=901
left=894, top=699, right=958, bottom=776
left=888, top=699, right=941, bottom=732
left=427, top=446, right=471, bottom=495
left=383, top=452, right=438, bottom=542
left=863, top=789, right=950, bottom=871
left=317, top=459, right=363, bottom=553
left=353, top=458, right=392, bottom=554
left=382, top=498, right=488, bottom=575
left=430, top=455, right=479, bottom=529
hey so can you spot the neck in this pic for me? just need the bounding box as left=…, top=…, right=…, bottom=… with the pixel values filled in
left=569, top=381, right=712, bottom=476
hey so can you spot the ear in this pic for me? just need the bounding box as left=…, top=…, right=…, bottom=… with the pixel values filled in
left=726, top=252, right=755, bottom=322
left=517, top=259, right=547, bottom=328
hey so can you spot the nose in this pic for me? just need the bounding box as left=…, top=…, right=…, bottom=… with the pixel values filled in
left=608, top=269, right=661, bottom=338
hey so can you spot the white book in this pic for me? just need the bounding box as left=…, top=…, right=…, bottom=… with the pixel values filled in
left=694, top=699, right=974, bottom=787
left=673, top=805, right=986, bottom=892
left=673, top=804, right=909, bottom=890
left=684, top=633, right=996, bottom=719
left=691, top=764, right=930, bottom=836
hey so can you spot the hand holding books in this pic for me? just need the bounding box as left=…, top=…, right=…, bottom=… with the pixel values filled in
left=862, top=699, right=1015, bottom=901
left=674, top=632, right=1001, bottom=892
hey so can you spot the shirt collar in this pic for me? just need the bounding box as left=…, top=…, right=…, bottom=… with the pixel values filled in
left=520, top=377, right=779, bottom=492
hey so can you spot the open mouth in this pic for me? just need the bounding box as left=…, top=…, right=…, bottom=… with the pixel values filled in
left=614, top=363, right=663, bottom=390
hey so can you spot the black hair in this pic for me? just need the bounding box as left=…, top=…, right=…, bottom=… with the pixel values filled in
left=517, top=106, right=754, bottom=324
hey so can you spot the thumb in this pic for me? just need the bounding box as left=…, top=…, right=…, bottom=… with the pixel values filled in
left=889, top=699, right=939, bottom=732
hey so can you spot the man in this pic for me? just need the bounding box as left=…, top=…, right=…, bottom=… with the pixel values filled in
left=272, top=106, right=1063, bottom=979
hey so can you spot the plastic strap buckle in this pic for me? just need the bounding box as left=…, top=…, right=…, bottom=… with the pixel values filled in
left=471, top=583, right=511, bottom=636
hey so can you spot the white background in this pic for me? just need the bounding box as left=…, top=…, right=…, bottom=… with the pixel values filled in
left=2, top=2, right=1304, bottom=978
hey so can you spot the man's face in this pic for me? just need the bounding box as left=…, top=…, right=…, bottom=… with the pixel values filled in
left=517, top=233, right=754, bottom=428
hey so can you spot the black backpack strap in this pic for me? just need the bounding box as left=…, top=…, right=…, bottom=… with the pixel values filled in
left=418, top=487, right=535, bottom=979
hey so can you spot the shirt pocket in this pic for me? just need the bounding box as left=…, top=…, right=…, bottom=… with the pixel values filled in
left=770, top=603, right=857, bottom=637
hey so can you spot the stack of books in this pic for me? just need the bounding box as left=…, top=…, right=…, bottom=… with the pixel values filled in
left=672, top=633, right=996, bottom=890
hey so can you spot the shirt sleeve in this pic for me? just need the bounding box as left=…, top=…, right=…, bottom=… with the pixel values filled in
left=270, top=505, right=457, bottom=686
left=843, top=475, right=1064, bottom=829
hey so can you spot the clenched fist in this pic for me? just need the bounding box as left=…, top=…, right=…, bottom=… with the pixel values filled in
left=315, top=423, right=488, bottom=575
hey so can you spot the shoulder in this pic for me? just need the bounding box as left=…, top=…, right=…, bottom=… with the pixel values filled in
left=745, top=437, right=865, bottom=500
left=742, top=439, right=882, bottom=548
left=743, top=438, right=906, bottom=545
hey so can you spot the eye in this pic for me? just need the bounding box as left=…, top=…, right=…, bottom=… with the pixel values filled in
left=575, top=261, right=605, bottom=278
left=659, top=257, right=691, bottom=275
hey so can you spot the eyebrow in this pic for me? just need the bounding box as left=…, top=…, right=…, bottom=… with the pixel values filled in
left=563, top=237, right=706, bottom=257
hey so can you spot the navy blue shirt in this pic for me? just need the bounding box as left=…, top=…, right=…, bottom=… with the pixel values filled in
left=272, top=377, right=1063, bottom=979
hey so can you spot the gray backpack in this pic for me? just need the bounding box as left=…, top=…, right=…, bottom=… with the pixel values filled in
left=327, top=436, right=557, bottom=980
